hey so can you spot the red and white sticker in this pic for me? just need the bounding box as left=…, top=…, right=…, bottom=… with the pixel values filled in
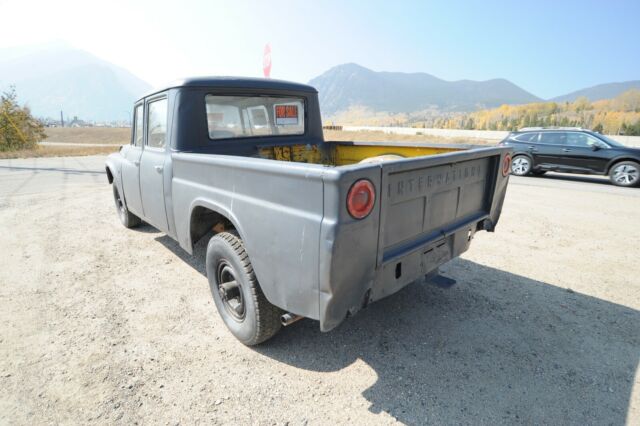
left=274, top=104, right=299, bottom=125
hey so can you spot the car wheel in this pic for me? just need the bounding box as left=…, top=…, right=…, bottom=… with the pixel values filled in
left=112, top=185, right=141, bottom=228
left=206, top=232, right=283, bottom=345
left=511, top=155, right=532, bottom=176
left=609, top=161, right=640, bottom=187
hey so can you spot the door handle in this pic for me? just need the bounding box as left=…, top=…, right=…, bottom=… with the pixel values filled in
left=134, top=160, right=140, bottom=166
left=562, top=148, right=571, bottom=152
left=154, top=165, right=164, bottom=173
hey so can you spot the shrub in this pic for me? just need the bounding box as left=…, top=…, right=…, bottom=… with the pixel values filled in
left=0, top=87, right=45, bottom=152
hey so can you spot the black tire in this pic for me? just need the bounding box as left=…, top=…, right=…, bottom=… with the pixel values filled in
left=206, top=232, right=282, bottom=345
left=609, top=161, right=640, bottom=187
left=511, top=155, right=532, bottom=176
left=112, top=185, right=141, bottom=228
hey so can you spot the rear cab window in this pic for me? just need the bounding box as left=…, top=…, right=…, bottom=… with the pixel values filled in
left=205, top=95, right=305, bottom=140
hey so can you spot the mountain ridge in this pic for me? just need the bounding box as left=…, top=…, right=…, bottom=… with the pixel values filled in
left=309, top=63, right=640, bottom=117
left=0, top=44, right=151, bottom=122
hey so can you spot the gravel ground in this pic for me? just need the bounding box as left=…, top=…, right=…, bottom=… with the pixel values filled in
left=0, top=156, right=638, bottom=425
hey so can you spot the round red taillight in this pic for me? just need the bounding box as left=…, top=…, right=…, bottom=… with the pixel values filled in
left=347, top=179, right=375, bottom=219
left=502, top=153, right=512, bottom=177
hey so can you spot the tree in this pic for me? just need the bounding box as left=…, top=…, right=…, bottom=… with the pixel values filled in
left=0, top=87, right=45, bottom=152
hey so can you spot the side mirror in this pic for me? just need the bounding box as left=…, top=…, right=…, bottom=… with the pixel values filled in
left=590, top=144, right=600, bottom=151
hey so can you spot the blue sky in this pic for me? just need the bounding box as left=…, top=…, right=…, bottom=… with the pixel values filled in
left=1, top=0, right=638, bottom=98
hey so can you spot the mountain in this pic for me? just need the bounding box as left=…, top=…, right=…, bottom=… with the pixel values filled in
left=308, top=63, right=541, bottom=116
left=0, top=43, right=151, bottom=122
left=551, top=81, right=640, bottom=103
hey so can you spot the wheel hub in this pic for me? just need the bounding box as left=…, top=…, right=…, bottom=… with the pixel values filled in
left=216, top=262, right=245, bottom=320
left=613, top=164, right=639, bottom=185
left=511, top=157, right=530, bottom=175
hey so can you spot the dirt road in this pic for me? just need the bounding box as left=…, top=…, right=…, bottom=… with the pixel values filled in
left=1, top=155, right=638, bottom=425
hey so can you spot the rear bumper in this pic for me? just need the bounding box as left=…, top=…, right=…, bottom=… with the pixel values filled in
left=318, top=217, right=484, bottom=331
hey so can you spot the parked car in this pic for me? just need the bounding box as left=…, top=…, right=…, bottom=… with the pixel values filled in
left=106, top=77, right=512, bottom=345
left=499, top=127, right=640, bottom=187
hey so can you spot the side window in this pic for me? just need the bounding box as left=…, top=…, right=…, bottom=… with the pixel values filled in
left=513, top=132, right=538, bottom=142
left=566, top=133, right=608, bottom=149
left=539, top=132, right=567, bottom=145
left=147, top=98, right=168, bottom=149
left=133, top=104, right=144, bottom=146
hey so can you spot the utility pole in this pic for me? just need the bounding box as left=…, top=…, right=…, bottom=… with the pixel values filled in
left=60, top=110, right=65, bottom=127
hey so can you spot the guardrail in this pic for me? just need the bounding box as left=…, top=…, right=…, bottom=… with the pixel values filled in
left=339, top=126, right=640, bottom=147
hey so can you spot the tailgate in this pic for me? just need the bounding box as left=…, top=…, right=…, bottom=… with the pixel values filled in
left=377, top=147, right=506, bottom=265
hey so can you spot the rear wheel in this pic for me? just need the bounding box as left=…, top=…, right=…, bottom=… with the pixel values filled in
left=511, top=155, right=532, bottom=176
left=206, top=232, right=282, bottom=345
left=609, top=161, right=640, bottom=187
left=112, top=185, right=141, bottom=228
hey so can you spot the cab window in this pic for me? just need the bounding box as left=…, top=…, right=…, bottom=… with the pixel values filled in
left=132, top=104, right=144, bottom=146
left=147, top=98, right=168, bottom=149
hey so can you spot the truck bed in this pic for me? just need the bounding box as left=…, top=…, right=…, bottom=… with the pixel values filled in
left=171, top=140, right=510, bottom=331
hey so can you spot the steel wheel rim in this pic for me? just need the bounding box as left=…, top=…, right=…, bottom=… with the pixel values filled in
left=216, top=261, right=245, bottom=321
left=613, top=164, right=639, bottom=185
left=511, top=157, right=530, bottom=175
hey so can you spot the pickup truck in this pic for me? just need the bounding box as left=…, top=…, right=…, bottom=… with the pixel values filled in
left=106, top=77, right=512, bottom=345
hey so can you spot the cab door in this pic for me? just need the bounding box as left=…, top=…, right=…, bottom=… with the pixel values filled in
left=537, top=132, right=569, bottom=168
left=562, top=132, right=610, bottom=173
left=139, top=96, right=169, bottom=232
left=120, top=103, right=144, bottom=216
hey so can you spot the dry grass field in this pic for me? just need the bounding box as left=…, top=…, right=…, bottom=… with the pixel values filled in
left=40, top=127, right=496, bottom=147
left=44, top=127, right=131, bottom=145
left=0, top=127, right=496, bottom=160
left=0, top=144, right=118, bottom=159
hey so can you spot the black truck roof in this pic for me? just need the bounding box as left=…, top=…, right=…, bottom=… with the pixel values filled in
left=139, top=76, right=317, bottom=100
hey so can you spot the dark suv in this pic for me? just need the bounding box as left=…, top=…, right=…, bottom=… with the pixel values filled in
left=499, top=128, right=640, bottom=187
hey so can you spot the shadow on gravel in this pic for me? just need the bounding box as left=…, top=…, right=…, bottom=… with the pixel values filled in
left=258, top=259, right=639, bottom=425
left=156, top=234, right=639, bottom=424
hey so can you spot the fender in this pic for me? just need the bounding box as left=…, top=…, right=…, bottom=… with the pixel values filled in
left=605, top=156, right=640, bottom=174
left=105, top=153, right=126, bottom=207
left=184, top=197, right=247, bottom=255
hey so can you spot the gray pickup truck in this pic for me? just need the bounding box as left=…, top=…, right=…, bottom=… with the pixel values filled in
left=106, top=77, right=512, bottom=345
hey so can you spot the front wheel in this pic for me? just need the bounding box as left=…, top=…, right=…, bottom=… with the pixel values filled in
left=609, top=161, right=640, bottom=187
left=112, top=185, right=141, bottom=228
left=206, top=232, right=283, bottom=345
left=511, top=155, right=532, bottom=176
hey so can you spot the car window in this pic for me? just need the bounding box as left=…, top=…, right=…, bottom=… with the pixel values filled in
left=539, top=132, right=567, bottom=145
left=133, top=104, right=144, bottom=147
left=566, top=133, right=608, bottom=148
left=513, top=132, right=539, bottom=142
left=147, top=98, right=168, bottom=149
left=205, top=95, right=305, bottom=140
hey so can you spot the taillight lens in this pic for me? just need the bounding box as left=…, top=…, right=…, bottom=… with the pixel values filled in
left=347, top=179, right=375, bottom=219
left=502, top=153, right=512, bottom=177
